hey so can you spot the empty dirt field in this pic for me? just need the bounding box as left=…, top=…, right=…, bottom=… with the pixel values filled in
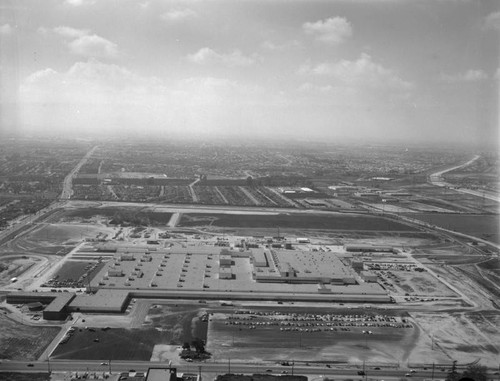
left=410, top=311, right=500, bottom=366
left=0, top=313, right=60, bottom=360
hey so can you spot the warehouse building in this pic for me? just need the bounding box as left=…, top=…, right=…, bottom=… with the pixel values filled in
left=68, top=289, right=129, bottom=313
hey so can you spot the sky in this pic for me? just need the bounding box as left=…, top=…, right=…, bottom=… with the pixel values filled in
left=0, top=0, right=498, bottom=146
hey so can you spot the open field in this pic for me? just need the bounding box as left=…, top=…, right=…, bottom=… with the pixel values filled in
left=0, top=314, right=60, bottom=360
left=60, top=208, right=174, bottom=226
left=410, top=311, right=500, bottom=365
left=51, top=303, right=208, bottom=361
left=50, top=327, right=167, bottom=361
left=178, top=213, right=418, bottom=231
left=0, top=256, right=37, bottom=286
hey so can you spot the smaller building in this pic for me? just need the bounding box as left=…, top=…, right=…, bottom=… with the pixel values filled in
left=219, top=266, right=233, bottom=279
left=219, top=254, right=232, bottom=266
left=146, top=368, right=177, bottom=381
left=108, top=268, right=124, bottom=277
left=360, top=271, right=378, bottom=283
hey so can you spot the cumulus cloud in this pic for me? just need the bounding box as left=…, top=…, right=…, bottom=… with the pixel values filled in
left=484, top=11, right=500, bottom=30
left=161, top=8, right=197, bottom=22
left=52, top=26, right=118, bottom=58
left=0, top=23, right=13, bottom=35
left=440, top=69, right=488, bottom=83
left=20, top=60, right=270, bottom=137
left=69, top=35, right=118, bottom=58
left=298, top=53, right=412, bottom=90
left=303, top=17, right=352, bottom=44
left=187, top=48, right=257, bottom=67
left=53, top=26, right=89, bottom=39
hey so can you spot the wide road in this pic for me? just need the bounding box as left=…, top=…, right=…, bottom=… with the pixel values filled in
left=0, top=359, right=457, bottom=379
left=428, top=154, right=500, bottom=202
left=60, top=145, right=98, bottom=200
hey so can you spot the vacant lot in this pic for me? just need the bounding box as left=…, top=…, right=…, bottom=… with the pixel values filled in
left=51, top=303, right=208, bottom=361
left=178, top=213, right=417, bottom=231
left=60, top=208, right=173, bottom=226
left=0, top=314, right=59, bottom=360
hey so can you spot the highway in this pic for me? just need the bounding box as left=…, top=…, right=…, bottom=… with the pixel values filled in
left=60, top=145, right=98, bottom=200
left=428, top=154, right=500, bottom=203
left=0, top=359, right=456, bottom=379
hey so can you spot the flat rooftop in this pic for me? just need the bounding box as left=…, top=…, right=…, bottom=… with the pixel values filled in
left=69, top=289, right=129, bottom=311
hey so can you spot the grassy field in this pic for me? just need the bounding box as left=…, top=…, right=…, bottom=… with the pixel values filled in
left=51, top=303, right=208, bottom=361
left=178, top=213, right=417, bottom=231
left=61, top=208, right=173, bottom=226
left=0, top=314, right=60, bottom=360
left=51, top=327, right=167, bottom=360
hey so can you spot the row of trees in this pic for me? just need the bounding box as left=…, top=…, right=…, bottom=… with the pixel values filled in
left=445, top=362, right=489, bottom=381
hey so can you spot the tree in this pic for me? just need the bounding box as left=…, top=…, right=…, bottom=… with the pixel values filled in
left=446, top=361, right=460, bottom=381
left=462, top=363, right=488, bottom=381
left=191, top=338, right=206, bottom=353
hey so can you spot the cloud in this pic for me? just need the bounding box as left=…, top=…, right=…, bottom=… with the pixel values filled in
left=53, top=26, right=89, bottom=39
left=161, top=8, right=197, bottom=22
left=52, top=26, right=118, bottom=58
left=187, top=48, right=257, bottom=67
left=64, top=0, right=96, bottom=6
left=298, top=53, right=412, bottom=90
left=440, top=69, right=488, bottom=83
left=261, top=40, right=301, bottom=51
left=69, top=35, right=118, bottom=58
left=19, top=60, right=269, bottom=137
left=303, top=17, right=352, bottom=44
left=484, top=11, right=500, bottom=30
left=0, top=23, right=13, bottom=35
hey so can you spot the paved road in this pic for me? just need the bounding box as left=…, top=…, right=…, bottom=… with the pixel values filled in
left=60, top=145, right=98, bottom=200
left=428, top=155, right=500, bottom=203
left=0, top=359, right=455, bottom=379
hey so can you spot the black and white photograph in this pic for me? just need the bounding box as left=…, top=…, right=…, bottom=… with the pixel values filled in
left=0, top=1, right=499, bottom=380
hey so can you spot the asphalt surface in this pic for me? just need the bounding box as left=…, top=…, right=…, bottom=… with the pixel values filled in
left=0, top=359, right=454, bottom=379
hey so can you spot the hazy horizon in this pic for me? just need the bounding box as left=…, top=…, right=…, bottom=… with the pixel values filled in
left=1, top=0, right=498, bottom=147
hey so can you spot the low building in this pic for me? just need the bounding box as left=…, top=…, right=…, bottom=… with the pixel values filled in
left=120, top=254, right=135, bottom=261
left=68, top=289, right=129, bottom=313
left=43, top=293, right=75, bottom=320
left=108, top=268, right=124, bottom=277
left=219, top=266, right=233, bottom=279
left=146, top=368, right=177, bottom=381
left=219, top=254, right=232, bottom=266
left=361, top=271, right=378, bottom=283
left=251, top=249, right=268, bottom=267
